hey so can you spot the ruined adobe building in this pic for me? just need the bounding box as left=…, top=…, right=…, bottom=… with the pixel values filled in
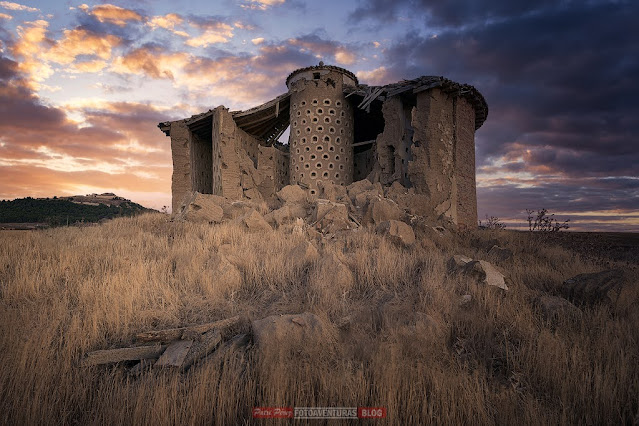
left=159, top=63, right=487, bottom=227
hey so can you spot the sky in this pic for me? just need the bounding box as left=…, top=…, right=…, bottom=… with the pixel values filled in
left=0, top=0, right=637, bottom=231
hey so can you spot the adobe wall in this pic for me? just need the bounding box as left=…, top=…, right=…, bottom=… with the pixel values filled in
left=371, top=97, right=414, bottom=186
left=408, top=88, right=458, bottom=222
left=454, top=97, right=478, bottom=227
left=211, top=107, right=264, bottom=200
left=257, top=146, right=290, bottom=198
left=170, top=121, right=192, bottom=213
left=288, top=70, right=354, bottom=195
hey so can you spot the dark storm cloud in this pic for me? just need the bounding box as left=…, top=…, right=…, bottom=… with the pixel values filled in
left=0, top=56, right=67, bottom=131
left=477, top=179, right=639, bottom=215
left=351, top=0, right=639, bottom=227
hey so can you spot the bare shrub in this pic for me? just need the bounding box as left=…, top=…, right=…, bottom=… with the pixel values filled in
left=479, top=215, right=506, bottom=230
left=526, top=208, right=570, bottom=232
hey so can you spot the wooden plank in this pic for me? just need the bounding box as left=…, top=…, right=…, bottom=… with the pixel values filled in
left=136, top=315, right=242, bottom=343
left=154, top=340, right=193, bottom=368
left=275, top=100, right=279, bottom=118
left=350, top=140, right=376, bottom=147
left=181, top=329, right=222, bottom=371
left=83, top=344, right=167, bottom=366
left=413, top=81, right=441, bottom=94
left=386, top=85, right=414, bottom=97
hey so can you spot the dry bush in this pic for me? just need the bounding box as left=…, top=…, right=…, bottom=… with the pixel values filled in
left=0, top=213, right=637, bottom=425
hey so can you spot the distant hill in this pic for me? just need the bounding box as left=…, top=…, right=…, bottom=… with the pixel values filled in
left=0, top=194, right=157, bottom=227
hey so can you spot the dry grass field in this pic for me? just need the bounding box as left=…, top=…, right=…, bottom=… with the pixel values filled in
left=0, top=213, right=637, bottom=425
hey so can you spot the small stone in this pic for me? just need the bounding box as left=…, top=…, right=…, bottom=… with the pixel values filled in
left=447, top=255, right=473, bottom=272
left=289, top=240, right=320, bottom=263
left=463, top=260, right=508, bottom=290
left=534, top=295, right=581, bottom=320
left=562, top=269, right=630, bottom=306
left=238, top=209, right=272, bottom=232
left=265, top=204, right=308, bottom=226
left=377, top=220, right=416, bottom=247
left=364, top=198, right=402, bottom=226
left=346, top=179, right=374, bottom=200
left=175, top=192, right=224, bottom=223
left=459, top=294, right=472, bottom=307
left=276, top=185, right=308, bottom=204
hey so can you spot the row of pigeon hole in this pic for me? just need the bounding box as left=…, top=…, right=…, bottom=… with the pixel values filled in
left=292, top=116, right=343, bottom=126
left=291, top=98, right=348, bottom=109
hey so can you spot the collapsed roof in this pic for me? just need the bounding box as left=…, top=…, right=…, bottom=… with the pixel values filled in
left=158, top=75, right=487, bottom=143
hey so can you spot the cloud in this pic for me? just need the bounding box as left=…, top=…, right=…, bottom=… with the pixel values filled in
left=0, top=1, right=38, bottom=12
left=234, top=21, right=256, bottom=31
left=81, top=3, right=143, bottom=27
left=0, top=12, right=12, bottom=19
left=251, top=37, right=265, bottom=45
left=10, top=20, right=122, bottom=87
left=147, top=13, right=189, bottom=37
left=349, top=0, right=557, bottom=28
left=185, top=18, right=234, bottom=47
left=11, top=19, right=54, bottom=86
left=0, top=52, right=174, bottom=208
left=288, top=34, right=358, bottom=65
left=356, top=66, right=392, bottom=85
left=356, top=1, right=639, bottom=228
left=241, top=0, right=286, bottom=11
left=47, top=28, right=121, bottom=65
left=111, top=44, right=187, bottom=80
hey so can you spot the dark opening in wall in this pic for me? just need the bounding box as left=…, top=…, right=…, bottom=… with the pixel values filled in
left=313, top=72, right=321, bottom=79
left=386, top=145, right=396, bottom=175
left=191, top=129, right=213, bottom=194
left=352, top=98, right=384, bottom=181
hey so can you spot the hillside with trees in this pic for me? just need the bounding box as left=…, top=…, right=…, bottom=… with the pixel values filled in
left=0, top=196, right=155, bottom=227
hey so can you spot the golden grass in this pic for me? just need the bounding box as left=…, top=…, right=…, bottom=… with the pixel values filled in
left=0, top=213, right=637, bottom=425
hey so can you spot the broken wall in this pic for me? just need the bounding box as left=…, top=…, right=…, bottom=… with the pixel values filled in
left=170, top=121, right=192, bottom=212
left=453, top=97, right=478, bottom=226
left=257, top=146, right=290, bottom=198
left=408, top=88, right=458, bottom=222
left=211, top=106, right=266, bottom=201
left=370, top=97, right=414, bottom=186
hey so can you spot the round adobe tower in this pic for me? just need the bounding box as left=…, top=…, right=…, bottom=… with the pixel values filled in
left=286, top=63, right=358, bottom=195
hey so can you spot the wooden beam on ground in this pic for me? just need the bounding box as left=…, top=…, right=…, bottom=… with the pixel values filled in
left=181, top=329, right=222, bottom=371
left=154, top=340, right=193, bottom=368
left=83, top=344, right=167, bottom=366
left=136, top=315, right=242, bottom=343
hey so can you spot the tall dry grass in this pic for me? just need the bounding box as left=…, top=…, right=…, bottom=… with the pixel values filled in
left=0, top=213, right=637, bottom=425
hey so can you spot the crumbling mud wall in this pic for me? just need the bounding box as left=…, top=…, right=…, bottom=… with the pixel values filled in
left=453, top=97, right=478, bottom=227
left=288, top=70, right=354, bottom=195
left=161, top=65, right=487, bottom=227
left=407, top=89, right=457, bottom=222
left=257, top=146, right=290, bottom=198
left=370, top=97, right=414, bottom=186
left=211, top=107, right=266, bottom=201
left=170, top=121, right=192, bottom=213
